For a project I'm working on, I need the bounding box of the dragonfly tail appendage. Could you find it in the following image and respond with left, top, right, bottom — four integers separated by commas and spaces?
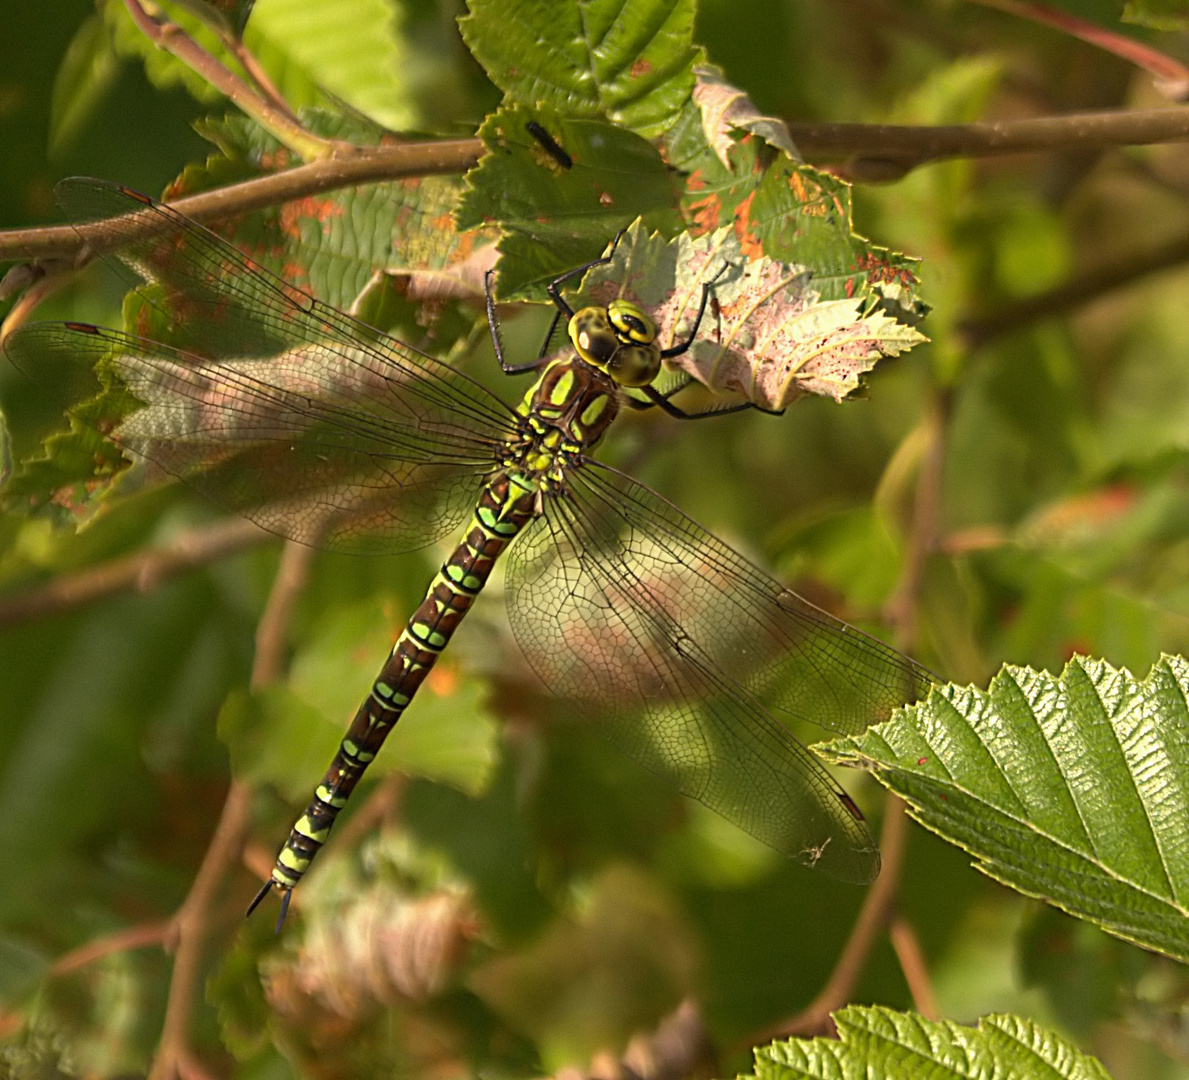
247, 473, 539, 927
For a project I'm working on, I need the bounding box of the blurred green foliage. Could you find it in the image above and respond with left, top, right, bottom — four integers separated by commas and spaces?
3, 1, 1189, 1078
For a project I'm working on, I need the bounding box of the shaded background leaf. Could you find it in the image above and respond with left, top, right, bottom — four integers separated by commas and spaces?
5, 0, 1189, 1077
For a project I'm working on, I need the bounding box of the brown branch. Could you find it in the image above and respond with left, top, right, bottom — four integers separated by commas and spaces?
958, 231, 1189, 348
149, 540, 316, 1080
888, 915, 939, 1019
0, 138, 483, 264
0, 517, 271, 631
123, 0, 333, 160
770, 796, 913, 1038
788, 105, 1189, 178
49, 920, 173, 977
884, 389, 950, 651
3, 104, 1189, 266
149, 780, 255, 1080
252, 540, 317, 689
323, 772, 406, 857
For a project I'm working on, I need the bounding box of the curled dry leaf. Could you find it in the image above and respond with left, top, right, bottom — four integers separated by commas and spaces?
692, 63, 801, 166
264, 887, 476, 1024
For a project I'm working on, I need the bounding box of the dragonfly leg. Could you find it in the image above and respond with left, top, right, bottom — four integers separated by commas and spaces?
488, 233, 631, 376
628, 384, 780, 420
544, 229, 628, 319
484, 268, 518, 373
658, 260, 731, 359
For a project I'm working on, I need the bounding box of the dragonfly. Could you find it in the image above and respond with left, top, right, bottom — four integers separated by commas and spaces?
4, 178, 935, 929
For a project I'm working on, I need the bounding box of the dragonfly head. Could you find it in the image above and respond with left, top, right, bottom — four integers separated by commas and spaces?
569, 300, 661, 388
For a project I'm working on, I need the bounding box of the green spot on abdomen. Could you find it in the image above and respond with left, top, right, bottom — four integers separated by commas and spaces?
316, 785, 348, 809
294, 814, 330, 843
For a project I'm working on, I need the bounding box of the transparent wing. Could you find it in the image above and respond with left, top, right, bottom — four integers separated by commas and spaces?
5, 179, 519, 554
8, 323, 509, 553
505, 460, 936, 881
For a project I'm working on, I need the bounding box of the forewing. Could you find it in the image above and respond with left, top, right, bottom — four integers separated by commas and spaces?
503, 460, 933, 881
5, 179, 519, 554
4, 321, 504, 554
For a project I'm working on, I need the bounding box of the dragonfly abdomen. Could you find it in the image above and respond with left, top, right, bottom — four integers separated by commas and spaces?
254, 472, 540, 910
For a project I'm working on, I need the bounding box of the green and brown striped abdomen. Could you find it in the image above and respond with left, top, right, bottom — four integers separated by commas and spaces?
258, 472, 540, 901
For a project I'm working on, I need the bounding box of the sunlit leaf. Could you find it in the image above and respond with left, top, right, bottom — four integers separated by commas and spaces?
828, 655, 1189, 962
1123, 0, 1189, 30
745, 1005, 1113, 1080
245, 0, 414, 131
691, 62, 799, 166
459, 0, 702, 138
48, 15, 121, 155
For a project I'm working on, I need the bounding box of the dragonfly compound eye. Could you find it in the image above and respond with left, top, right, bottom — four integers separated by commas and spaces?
569, 306, 620, 367
606, 343, 661, 387
607, 300, 656, 346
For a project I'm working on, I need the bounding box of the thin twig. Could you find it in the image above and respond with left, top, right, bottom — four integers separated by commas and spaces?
149, 540, 316, 1080
49, 920, 173, 977
252, 540, 317, 688
123, 0, 335, 160
756, 376, 947, 1041
0, 138, 483, 264
884, 389, 951, 650
0, 517, 271, 631
229, 36, 300, 119
967, 0, 1189, 99
4, 103, 1189, 264
150, 782, 255, 1080
324, 772, 406, 856
788, 104, 1189, 178
770, 796, 912, 1038
888, 915, 940, 1019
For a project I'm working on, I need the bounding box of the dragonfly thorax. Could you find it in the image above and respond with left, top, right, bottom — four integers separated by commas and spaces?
510, 355, 620, 480
568, 301, 662, 388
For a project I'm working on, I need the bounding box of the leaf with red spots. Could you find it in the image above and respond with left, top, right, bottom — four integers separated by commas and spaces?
576, 222, 926, 411
2, 112, 498, 521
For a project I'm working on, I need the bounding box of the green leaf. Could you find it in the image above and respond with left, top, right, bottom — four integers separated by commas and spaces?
177, 112, 493, 317
745, 1005, 1113, 1079
244, 0, 415, 131
104, 0, 229, 104
827, 655, 1189, 963
222, 596, 499, 799
457, 104, 679, 297
218, 684, 332, 802
459, 0, 703, 137
741, 156, 921, 305
48, 15, 121, 155
291, 596, 498, 796
1123, 0, 1189, 29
